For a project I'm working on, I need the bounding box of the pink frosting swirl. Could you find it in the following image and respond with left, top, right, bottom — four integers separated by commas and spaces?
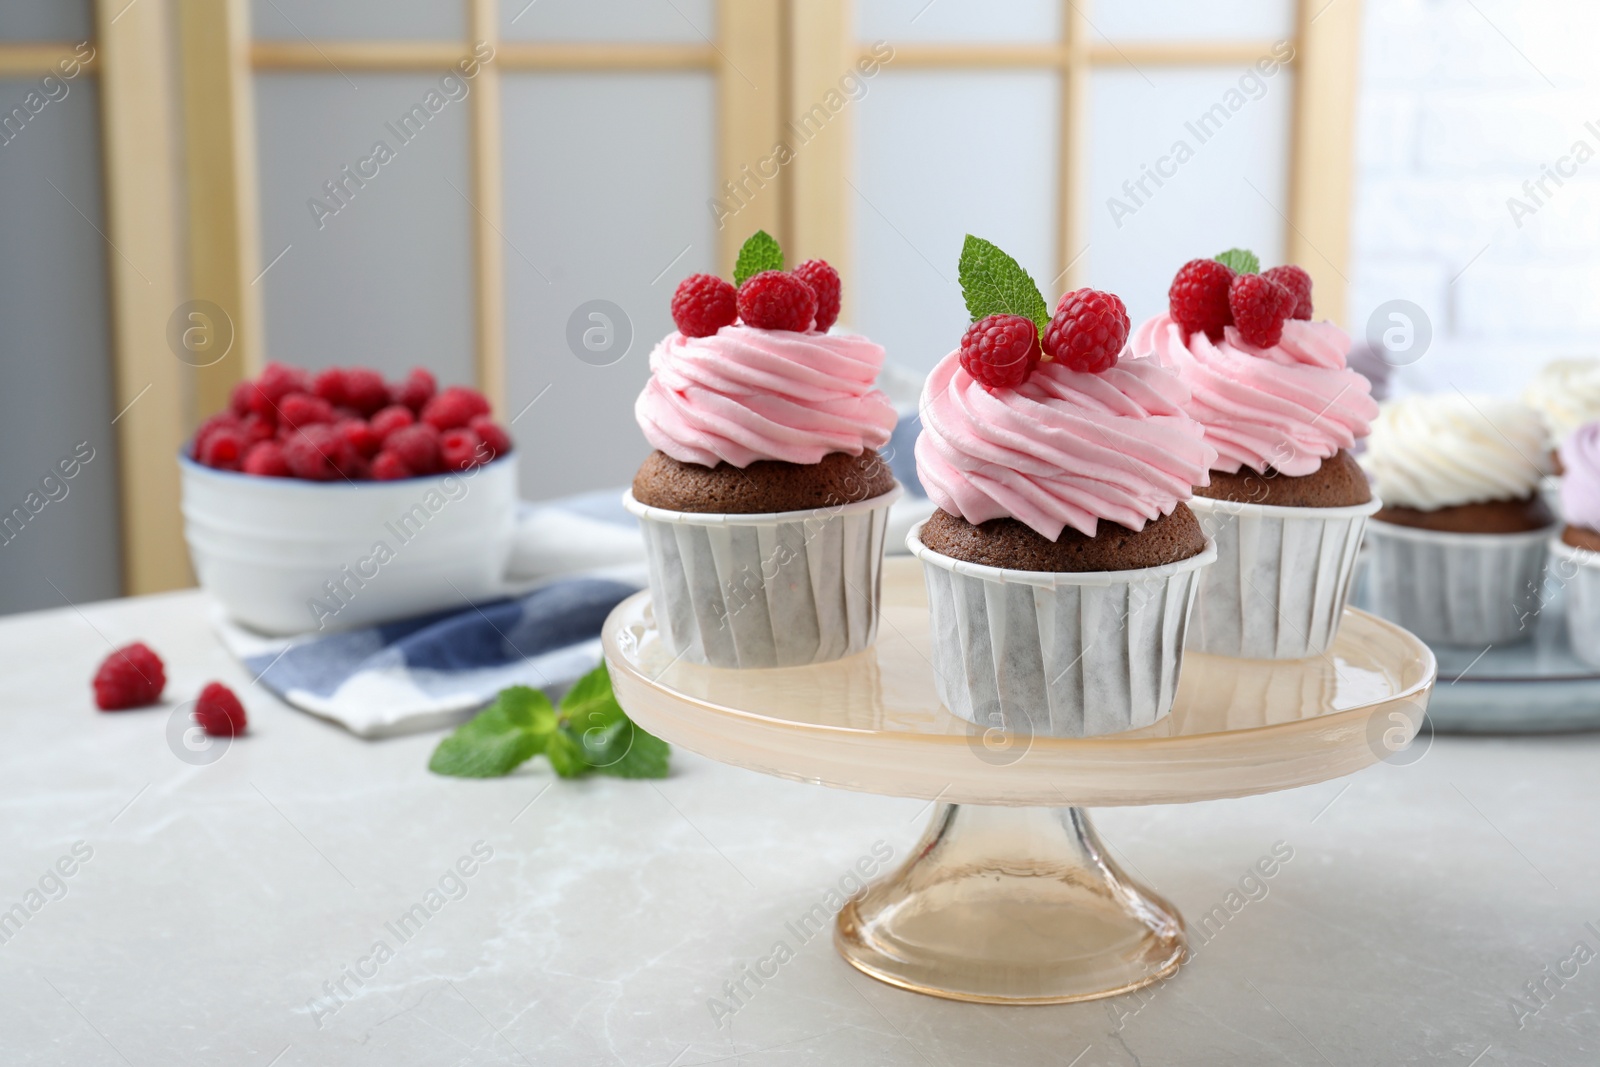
915, 351, 1217, 540
635, 326, 897, 467
1131, 314, 1377, 476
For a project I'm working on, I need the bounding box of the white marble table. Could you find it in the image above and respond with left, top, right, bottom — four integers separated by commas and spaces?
1, 590, 1596, 1066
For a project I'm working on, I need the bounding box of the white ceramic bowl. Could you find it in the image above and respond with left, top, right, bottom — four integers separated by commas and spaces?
180, 453, 518, 635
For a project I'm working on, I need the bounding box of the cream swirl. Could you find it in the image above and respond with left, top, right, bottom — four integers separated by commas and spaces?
1523, 358, 1600, 444
635, 326, 897, 467
1131, 314, 1377, 476
915, 351, 1216, 540
1559, 421, 1600, 532
1363, 394, 1551, 510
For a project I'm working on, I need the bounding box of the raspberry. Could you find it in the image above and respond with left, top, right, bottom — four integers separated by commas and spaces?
342, 368, 389, 414
192, 413, 238, 460
277, 392, 335, 429
959, 314, 1041, 390
394, 367, 437, 413
440, 428, 486, 471
243, 440, 290, 477
193, 681, 247, 737
1262, 264, 1313, 320
1229, 273, 1296, 348
1169, 258, 1235, 342
386, 424, 442, 475
312, 367, 346, 407
671, 273, 738, 338
370, 450, 413, 481
369, 404, 415, 441
1043, 289, 1129, 374
241, 412, 275, 444
469, 416, 511, 459
92, 642, 165, 710
282, 425, 350, 481
229, 380, 255, 416
256, 362, 310, 408
793, 260, 841, 332
339, 418, 382, 459
737, 270, 817, 332
422, 386, 491, 431
200, 426, 246, 469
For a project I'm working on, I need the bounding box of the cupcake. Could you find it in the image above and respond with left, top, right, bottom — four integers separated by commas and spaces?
1131, 250, 1380, 659
909, 236, 1217, 739
1524, 358, 1600, 454
1543, 421, 1600, 665
626, 231, 901, 668
1361, 394, 1555, 645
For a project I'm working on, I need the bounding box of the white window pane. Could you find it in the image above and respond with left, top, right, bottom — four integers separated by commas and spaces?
253, 73, 475, 387
854, 71, 1059, 376
1086, 65, 1293, 327
857, 0, 1058, 43
252, 0, 464, 40
0, 1, 91, 41
502, 73, 715, 501
502, 0, 713, 43
1092, 0, 1294, 43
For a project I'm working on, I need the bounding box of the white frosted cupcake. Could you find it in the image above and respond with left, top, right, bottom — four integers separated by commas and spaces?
1362, 394, 1556, 645
1524, 358, 1600, 451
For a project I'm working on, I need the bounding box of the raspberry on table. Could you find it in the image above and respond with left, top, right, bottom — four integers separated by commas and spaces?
394, 367, 437, 414
422, 386, 491, 431
93, 642, 166, 711
469, 416, 511, 459
440, 428, 486, 471
194, 682, 247, 737
959, 314, 1041, 390
737, 270, 817, 332
386, 424, 443, 475
277, 392, 336, 430
793, 260, 841, 332
1043, 289, 1129, 374
370, 451, 413, 481
671, 273, 739, 338
1229, 273, 1296, 348
1262, 264, 1313, 320
369, 404, 415, 441
243, 441, 291, 477
1168, 258, 1235, 342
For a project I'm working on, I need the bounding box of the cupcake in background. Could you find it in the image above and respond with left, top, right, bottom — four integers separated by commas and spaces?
1362, 394, 1555, 645
1131, 249, 1380, 659
910, 236, 1217, 739
627, 231, 901, 668
1524, 358, 1600, 458
1549, 421, 1600, 668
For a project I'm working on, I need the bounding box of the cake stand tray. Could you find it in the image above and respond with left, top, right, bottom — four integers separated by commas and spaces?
603, 557, 1436, 1005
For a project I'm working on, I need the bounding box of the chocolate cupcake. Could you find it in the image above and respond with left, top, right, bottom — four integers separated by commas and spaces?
1132, 250, 1381, 659
625, 232, 901, 668
1362, 394, 1555, 645
909, 236, 1217, 739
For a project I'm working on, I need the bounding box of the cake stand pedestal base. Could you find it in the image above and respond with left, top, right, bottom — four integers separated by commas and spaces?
835, 804, 1185, 1004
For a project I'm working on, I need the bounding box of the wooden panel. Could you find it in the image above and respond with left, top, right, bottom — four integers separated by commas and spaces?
865, 40, 1289, 68
469, 0, 506, 414
179, 0, 262, 415
1055, 0, 1088, 297
1287, 0, 1360, 325
787, 0, 852, 310
251, 40, 715, 70
0, 44, 100, 76
714, 0, 785, 273
1086, 40, 1291, 67
95, 0, 189, 594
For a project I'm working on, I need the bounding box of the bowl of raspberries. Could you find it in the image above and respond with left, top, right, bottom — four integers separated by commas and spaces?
180, 362, 520, 635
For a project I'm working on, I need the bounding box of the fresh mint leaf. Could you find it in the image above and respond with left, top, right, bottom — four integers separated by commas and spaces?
957, 235, 1049, 333
733, 230, 784, 287
1214, 248, 1259, 275
428, 689, 552, 778
559, 663, 671, 779
545, 729, 591, 779
592, 725, 671, 779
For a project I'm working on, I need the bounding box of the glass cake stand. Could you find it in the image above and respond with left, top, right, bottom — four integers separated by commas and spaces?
601, 558, 1437, 1005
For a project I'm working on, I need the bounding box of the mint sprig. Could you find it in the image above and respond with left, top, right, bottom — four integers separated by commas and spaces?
428, 664, 670, 780
733, 230, 784, 287
1214, 248, 1260, 275
957, 235, 1049, 333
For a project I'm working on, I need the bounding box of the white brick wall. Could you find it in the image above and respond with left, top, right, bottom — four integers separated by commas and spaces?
1351, 0, 1600, 397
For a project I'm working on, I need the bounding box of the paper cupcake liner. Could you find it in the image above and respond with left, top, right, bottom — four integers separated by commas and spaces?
907, 523, 1216, 739
1362, 519, 1555, 646
624, 487, 901, 668
1548, 539, 1600, 668
1186, 496, 1381, 660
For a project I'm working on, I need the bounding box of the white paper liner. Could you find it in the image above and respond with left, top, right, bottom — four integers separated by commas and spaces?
907, 523, 1217, 739
1186, 495, 1381, 660
1363, 519, 1555, 645
624, 487, 901, 668
1549, 539, 1600, 668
